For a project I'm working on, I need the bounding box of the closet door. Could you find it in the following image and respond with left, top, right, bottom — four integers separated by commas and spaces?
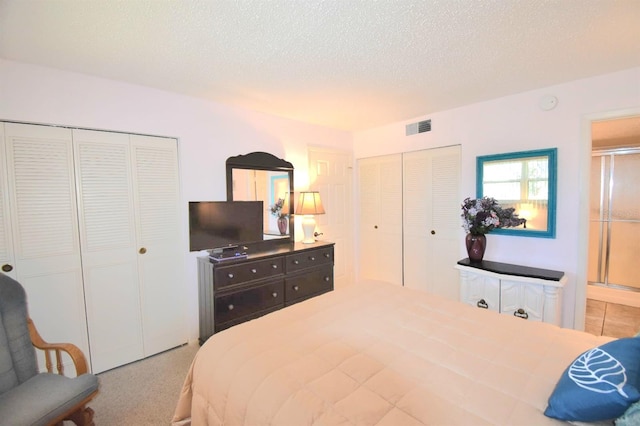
403, 146, 460, 300
357, 154, 403, 286
0, 124, 16, 280
73, 129, 143, 373
3, 123, 88, 362
131, 135, 186, 356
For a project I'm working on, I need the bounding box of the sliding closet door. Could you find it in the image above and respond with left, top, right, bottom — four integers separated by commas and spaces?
3, 123, 88, 364
358, 154, 403, 286
403, 146, 460, 300
73, 129, 143, 373
131, 135, 186, 356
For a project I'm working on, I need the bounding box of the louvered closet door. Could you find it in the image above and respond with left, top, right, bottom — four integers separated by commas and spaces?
403, 146, 460, 300
73, 129, 143, 373
357, 154, 403, 286
3, 123, 89, 364
130, 135, 186, 356
0, 125, 16, 280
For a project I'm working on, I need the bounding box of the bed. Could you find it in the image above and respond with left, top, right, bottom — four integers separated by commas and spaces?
172, 279, 639, 425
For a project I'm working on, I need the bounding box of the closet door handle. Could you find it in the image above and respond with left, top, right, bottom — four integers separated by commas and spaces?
139, 247, 147, 254
1, 264, 13, 272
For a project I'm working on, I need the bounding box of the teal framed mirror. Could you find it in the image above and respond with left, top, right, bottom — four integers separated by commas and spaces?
476, 148, 557, 238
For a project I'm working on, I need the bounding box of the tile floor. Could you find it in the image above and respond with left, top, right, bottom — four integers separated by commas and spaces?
585, 298, 640, 338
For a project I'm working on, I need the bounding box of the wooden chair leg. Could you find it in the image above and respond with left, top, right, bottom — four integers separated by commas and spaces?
65, 406, 95, 426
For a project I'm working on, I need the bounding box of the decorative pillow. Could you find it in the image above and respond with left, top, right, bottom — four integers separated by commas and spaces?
545, 337, 640, 422
616, 400, 640, 426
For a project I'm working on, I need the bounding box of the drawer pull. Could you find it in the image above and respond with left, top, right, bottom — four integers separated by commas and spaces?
272, 264, 278, 269
476, 299, 489, 309
514, 308, 529, 320
1, 264, 13, 272
309, 256, 315, 261
324, 276, 330, 282
251, 268, 257, 273
228, 304, 234, 311
272, 292, 278, 298
228, 273, 234, 279
293, 260, 299, 265
324, 253, 330, 258
293, 285, 299, 291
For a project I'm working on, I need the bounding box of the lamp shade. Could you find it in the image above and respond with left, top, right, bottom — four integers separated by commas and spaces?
295, 191, 325, 215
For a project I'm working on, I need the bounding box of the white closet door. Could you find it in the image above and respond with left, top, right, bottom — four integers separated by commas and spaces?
3, 123, 88, 364
130, 135, 186, 356
358, 154, 403, 286
403, 146, 460, 299
73, 129, 143, 373
0, 124, 16, 280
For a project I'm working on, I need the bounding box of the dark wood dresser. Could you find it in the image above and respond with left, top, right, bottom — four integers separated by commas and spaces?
197, 241, 334, 343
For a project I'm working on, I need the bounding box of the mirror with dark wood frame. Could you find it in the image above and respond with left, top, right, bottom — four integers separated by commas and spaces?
226, 152, 295, 245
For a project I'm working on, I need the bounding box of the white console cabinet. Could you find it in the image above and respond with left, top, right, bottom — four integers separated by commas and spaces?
455, 258, 567, 325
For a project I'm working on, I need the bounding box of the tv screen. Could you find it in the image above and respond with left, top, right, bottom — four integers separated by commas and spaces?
189, 201, 263, 251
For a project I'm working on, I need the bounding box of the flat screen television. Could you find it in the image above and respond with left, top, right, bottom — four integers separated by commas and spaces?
189, 201, 263, 251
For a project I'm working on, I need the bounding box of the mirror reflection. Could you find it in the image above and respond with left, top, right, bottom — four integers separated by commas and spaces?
231, 169, 290, 239
477, 148, 557, 238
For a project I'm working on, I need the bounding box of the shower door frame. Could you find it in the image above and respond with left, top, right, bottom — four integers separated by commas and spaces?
590, 147, 640, 292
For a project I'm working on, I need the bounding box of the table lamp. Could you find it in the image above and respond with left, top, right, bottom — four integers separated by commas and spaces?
295, 191, 325, 243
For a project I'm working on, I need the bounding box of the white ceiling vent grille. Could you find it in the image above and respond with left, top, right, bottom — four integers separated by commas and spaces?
405, 119, 431, 136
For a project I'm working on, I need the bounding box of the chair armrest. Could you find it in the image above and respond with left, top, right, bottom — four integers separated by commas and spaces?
27, 318, 89, 376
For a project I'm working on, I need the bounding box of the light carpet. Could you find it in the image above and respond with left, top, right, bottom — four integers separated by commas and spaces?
88, 342, 199, 425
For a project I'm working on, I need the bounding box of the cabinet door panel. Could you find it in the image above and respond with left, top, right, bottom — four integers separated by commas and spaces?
460, 272, 500, 311
500, 280, 543, 321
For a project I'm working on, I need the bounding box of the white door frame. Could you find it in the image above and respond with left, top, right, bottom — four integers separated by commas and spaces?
577, 106, 640, 329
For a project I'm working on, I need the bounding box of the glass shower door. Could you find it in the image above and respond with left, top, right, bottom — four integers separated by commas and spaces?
589, 150, 640, 291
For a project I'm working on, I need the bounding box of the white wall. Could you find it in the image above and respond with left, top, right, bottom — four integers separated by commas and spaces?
0, 59, 352, 342
353, 67, 640, 328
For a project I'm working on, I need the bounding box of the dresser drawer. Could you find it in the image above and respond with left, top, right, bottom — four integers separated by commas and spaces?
286, 247, 333, 273
285, 265, 333, 304
215, 280, 284, 327
214, 257, 284, 289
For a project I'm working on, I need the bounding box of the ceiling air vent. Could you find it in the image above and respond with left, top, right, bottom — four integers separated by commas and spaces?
405, 119, 431, 136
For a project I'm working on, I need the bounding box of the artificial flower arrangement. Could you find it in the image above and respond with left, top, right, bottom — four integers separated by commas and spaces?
270, 198, 288, 219
461, 196, 526, 235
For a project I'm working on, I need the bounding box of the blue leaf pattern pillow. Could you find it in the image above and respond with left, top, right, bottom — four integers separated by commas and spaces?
545, 337, 640, 421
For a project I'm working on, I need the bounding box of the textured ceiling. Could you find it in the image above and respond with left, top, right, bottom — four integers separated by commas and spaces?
1, 0, 639, 131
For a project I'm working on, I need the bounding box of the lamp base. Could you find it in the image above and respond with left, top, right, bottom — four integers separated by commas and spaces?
300, 215, 316, 244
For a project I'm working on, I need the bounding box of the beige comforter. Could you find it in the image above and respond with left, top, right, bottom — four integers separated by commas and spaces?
173, 279, 611, 425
